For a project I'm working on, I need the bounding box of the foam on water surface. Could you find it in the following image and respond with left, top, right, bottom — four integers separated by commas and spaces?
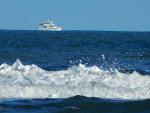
0, 59, 150, 100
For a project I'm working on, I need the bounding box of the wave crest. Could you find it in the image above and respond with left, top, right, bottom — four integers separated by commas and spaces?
0, 59, 150, 99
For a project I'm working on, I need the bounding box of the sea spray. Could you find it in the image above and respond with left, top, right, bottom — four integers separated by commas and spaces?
0, 59, 150, 99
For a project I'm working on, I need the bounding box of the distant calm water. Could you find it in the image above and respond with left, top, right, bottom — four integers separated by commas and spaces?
0, 30, 150, 113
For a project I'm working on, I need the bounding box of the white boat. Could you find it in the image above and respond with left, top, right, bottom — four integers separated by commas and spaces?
37, 20, 62, 31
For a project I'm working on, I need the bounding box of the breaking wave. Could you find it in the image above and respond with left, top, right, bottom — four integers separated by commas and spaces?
0, 59, 150, 100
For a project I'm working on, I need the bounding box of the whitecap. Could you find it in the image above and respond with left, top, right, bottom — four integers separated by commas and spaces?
0, 60, 150, 100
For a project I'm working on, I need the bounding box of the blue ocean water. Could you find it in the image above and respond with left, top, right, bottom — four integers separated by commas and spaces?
0, 30, 150, 112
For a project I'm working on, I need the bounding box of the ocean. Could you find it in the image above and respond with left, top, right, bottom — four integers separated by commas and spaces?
0, 30, 150, 113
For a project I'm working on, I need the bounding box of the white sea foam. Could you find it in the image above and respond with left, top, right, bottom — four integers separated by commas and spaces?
0, 59, 150, 100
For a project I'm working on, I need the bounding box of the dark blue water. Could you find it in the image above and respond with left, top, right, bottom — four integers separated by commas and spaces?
1, 96, 150, 113
0, 30, 150, 112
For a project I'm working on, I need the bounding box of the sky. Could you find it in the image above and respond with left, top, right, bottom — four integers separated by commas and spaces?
0, 0, 150, 31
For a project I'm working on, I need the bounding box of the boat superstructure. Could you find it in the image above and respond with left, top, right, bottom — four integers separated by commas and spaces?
37, 20, 62, 31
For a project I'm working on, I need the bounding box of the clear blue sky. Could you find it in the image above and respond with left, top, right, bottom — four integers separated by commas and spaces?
0, 0, 150, 31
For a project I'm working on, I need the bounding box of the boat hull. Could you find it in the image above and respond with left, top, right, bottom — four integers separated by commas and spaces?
37, 28, 62, 31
